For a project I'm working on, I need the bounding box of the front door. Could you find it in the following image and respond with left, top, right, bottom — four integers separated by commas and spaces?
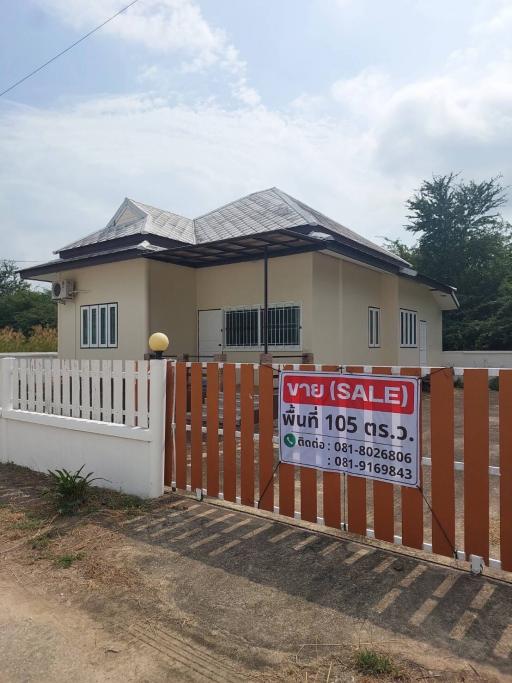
198, 309, 223, 360
419, 320, 428, 366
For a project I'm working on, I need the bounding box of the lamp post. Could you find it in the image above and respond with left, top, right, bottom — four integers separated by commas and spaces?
148, 332, 169, 359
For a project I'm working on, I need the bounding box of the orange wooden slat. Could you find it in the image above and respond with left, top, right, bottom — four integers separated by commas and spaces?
299, 364, 317, 523
372, 367, 395, 543
400, 367, 424, 550
345, 365, 366, 535
190, 362, 203, 491
258, 363, 275, 512
322, 364, 341, 529
174, 362, 187, 490
206, 363, 219, 498
430, 367, 455, 557
279, 363, 295, 519
222, 364, 237, 503
464, 369, 489, 564
164, 361, 174, 487
500, 370, 512, 571
240, 364, 255, 506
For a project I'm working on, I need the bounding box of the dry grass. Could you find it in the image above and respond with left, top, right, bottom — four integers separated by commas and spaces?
0, 325, 57, 352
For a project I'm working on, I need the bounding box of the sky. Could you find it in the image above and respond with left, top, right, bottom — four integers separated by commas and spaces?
1, 0, 512, 267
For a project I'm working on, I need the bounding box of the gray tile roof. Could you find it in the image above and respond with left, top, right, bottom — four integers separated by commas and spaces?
56, 188, 406, 265
58, 198, 194, 252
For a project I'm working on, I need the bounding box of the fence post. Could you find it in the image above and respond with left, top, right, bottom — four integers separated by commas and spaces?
0, 357, 14, 412
0, 358, 14, 463
148, 359, 167, 497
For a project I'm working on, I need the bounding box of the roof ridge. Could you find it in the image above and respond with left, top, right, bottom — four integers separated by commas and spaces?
129, 198, 191, 219
269, 187, 318, 225
192, 187, 275, 222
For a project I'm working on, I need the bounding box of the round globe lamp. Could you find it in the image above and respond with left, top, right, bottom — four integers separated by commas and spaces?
148, 332, 169, 359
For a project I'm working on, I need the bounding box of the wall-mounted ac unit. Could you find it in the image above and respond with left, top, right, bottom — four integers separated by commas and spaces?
51, 280, 75, 301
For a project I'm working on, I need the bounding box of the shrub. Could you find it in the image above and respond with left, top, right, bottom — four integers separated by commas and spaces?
55, 553, 82, 568
0, 325, 57, 352
354, 648, 394, 676
489, 376, 500, 392
46, 466, 100, 515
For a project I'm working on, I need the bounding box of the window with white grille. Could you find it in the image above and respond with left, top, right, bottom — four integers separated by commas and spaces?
368, 307, 380, 347
400, 309, 417, 347
81, 303, 118, 349
224, 308, 259, 348
224, 303, 301, 349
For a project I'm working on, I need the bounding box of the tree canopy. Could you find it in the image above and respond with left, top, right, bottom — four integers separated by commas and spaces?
386, 174, 512, 350
0, 260, 57, 335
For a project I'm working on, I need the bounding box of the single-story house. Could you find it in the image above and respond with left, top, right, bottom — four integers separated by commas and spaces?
20, 187, 458, 365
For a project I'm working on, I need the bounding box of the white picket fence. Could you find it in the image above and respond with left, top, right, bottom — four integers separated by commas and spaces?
0, 358, 166, 498
13, 359, 150, 427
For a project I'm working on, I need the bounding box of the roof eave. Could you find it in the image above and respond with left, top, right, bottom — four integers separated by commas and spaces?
18, 248, 146, 280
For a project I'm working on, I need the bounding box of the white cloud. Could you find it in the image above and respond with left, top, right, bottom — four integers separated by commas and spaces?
35, 0, 260, 105
3, 0, 512, 267
0, 95, 400, 262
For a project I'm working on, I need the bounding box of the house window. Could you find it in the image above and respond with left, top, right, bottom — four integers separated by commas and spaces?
108, 303, 118, 347
224, 303, 301, 349
224, 308, 259, 347
368, 307, 380, 347
400, 309, 417, 347
262, 305, 301, 347
81, 303, 118, 349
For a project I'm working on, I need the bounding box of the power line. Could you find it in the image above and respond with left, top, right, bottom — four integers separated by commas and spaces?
0, 0, 142, 99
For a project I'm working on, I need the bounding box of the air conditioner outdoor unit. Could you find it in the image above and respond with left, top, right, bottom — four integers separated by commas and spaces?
51, 280, 75, 301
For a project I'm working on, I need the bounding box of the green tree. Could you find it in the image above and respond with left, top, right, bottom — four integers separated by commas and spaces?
0, 260, 29, 295
0, 260, 57, 335
387, 174, 512, 349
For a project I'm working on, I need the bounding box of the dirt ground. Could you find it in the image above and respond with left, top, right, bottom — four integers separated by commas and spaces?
1, 463, 510, 682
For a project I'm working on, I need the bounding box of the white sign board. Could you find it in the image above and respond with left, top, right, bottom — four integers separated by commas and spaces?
278, 371, 421, 488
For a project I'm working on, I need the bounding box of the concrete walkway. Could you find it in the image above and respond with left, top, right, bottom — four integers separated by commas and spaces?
118, 495, 512, 677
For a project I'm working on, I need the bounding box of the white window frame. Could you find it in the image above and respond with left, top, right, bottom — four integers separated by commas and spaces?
223, 302, 302, 351
368, 307, 380, 348
400, 308, 417, 348
81, 302, 118, 349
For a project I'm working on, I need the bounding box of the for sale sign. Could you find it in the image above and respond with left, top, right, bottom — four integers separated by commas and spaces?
278, 371, 421, 488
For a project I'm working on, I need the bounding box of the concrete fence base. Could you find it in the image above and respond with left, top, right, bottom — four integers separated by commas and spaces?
0, 358, 167, 498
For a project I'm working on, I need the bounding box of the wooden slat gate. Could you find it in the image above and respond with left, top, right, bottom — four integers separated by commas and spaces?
165, 361, 512, 574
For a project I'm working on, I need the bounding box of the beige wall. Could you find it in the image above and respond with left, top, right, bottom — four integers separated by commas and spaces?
310, 253, 442, 366
44, 252, 444, 365
338, 258, 399, 366
398, 278, 443, 366
311, 252, 342, 364
55, 259, 149, 360
148, 260, 197, 358
196, 252, 314, 362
